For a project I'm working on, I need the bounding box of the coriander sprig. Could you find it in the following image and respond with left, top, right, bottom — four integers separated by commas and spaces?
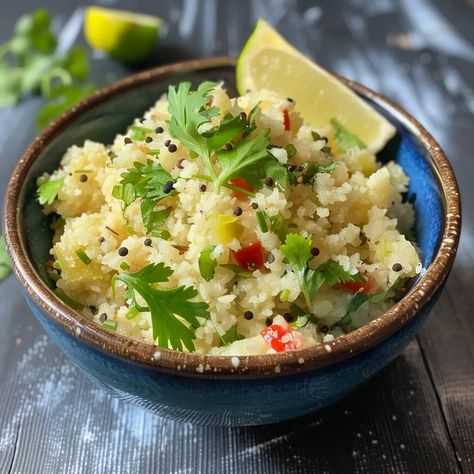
167, 82, 287, 193
112, 160, 176, 232
114, 263, 210, 351
280, 233, 364, 309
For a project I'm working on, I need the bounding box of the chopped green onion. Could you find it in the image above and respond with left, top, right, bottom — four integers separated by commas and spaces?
54, 288, 83, 310
74, 169, 93, 173
147, 149, 160, 156
75, 249, 91, 264
53, 260, 61, 270
102, 320, 118, 331
125, 307, 140, 320
189, 150, 198, 158
285, 144, 297, 157
120, 261, 130, 271
256, 211, 268, 233
108, 151, 117, 161
279, 289, 291, 302
269, 213, 287, 242
311, 131, 321, 141
198, 245, 218, 281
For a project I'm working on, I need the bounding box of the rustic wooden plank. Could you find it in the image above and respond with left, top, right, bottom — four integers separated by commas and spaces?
0, 335, 461, 473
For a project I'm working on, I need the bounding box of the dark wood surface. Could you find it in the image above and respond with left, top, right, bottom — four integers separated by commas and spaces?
0, 1, 473, 473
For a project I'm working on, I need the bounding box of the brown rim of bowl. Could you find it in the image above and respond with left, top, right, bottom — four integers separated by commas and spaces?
3, 56, 461, 379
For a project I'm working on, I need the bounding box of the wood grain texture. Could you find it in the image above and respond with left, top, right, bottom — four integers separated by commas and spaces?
0, 0, 473, 472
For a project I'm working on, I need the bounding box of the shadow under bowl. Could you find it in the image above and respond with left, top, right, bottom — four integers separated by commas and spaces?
3, 57, 461, 426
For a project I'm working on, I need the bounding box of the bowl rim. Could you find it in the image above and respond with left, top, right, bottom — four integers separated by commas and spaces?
3, 56, 461, 379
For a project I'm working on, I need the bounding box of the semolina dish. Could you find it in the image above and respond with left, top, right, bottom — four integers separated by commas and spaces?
38, 82, 421, 356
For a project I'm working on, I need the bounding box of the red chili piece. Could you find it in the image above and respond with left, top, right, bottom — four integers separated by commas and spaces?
283, 108, 290, 131
234, 241, 265, 272
260, 323, 300, 352
228, 177, 254, 200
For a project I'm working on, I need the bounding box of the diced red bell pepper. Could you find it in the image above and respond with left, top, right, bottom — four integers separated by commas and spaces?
283, 108, 290, 131
335, 275, 377, 295
234, 241, 264, 272
228, 177, 254, 200
260, 322, 302, 352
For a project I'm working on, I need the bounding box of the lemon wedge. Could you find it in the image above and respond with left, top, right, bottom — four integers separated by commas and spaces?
84, 6, 162, 63
237, 19, 396, 152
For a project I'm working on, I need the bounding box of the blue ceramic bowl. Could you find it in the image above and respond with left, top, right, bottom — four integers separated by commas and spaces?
3, 58, 461, 426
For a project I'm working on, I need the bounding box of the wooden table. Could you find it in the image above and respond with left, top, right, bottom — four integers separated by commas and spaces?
0, 1, 473, 472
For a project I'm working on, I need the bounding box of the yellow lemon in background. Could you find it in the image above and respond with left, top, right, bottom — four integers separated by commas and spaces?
237, 19, 395, 153
84, 6, 162, 64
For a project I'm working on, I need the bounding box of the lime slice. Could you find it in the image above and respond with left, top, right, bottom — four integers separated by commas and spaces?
237, 19, 396, 152
84, 6, 162, 63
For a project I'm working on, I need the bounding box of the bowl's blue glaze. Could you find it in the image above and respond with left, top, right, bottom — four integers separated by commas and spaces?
9, 62, 456, 426
26, 289, 441, 425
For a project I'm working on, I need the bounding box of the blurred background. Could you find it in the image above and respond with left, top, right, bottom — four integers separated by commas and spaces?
0, 1, 473, 473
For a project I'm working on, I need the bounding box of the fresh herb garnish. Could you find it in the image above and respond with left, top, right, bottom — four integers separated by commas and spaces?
129, 125, 154, 141
102, 319, 118, 331
288, 162, 337, 186
37, 177, 64, 205
36, 83, 95, 129
218, 324, 244, 346
114, 263, 210, 351
112, 160, 176, 232
167, 82, 287, 192
0, 235, 12, 282
330, 118, 366, 151
220, 263, 255, 279
256, 210, 268, 233
198, 245, 218, 281
0, 8, 95, 127
280, 234, 364, 309
332, 288, 389, 330
269, 213, 287, 242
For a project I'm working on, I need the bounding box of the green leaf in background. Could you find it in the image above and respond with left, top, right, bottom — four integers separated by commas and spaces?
0, 8, 95, 129
0, 235, 12, 282
36, 83, 96, 129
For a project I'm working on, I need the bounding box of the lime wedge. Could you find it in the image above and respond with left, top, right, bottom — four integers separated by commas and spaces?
237, 19, 396, 152
84, 6, 162, 63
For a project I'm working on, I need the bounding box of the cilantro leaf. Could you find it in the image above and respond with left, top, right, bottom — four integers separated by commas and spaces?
36, 177, 64, 205
167, 81, 221, 180
331, 118, 366, 151
198, 245, 218, 281
218, 324, 244, 346
280, 234, 363, 309
220, 264, 255, 279
0, 235, 12, 282
112, 160, 176, 232
114, 263, 210, 351
315, 260, 365, 286
36, 83, 96, 129
215, 131, 287, 191
167, 82, 287, 192
332, 287, 390, 329
288, 162, 337, 186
